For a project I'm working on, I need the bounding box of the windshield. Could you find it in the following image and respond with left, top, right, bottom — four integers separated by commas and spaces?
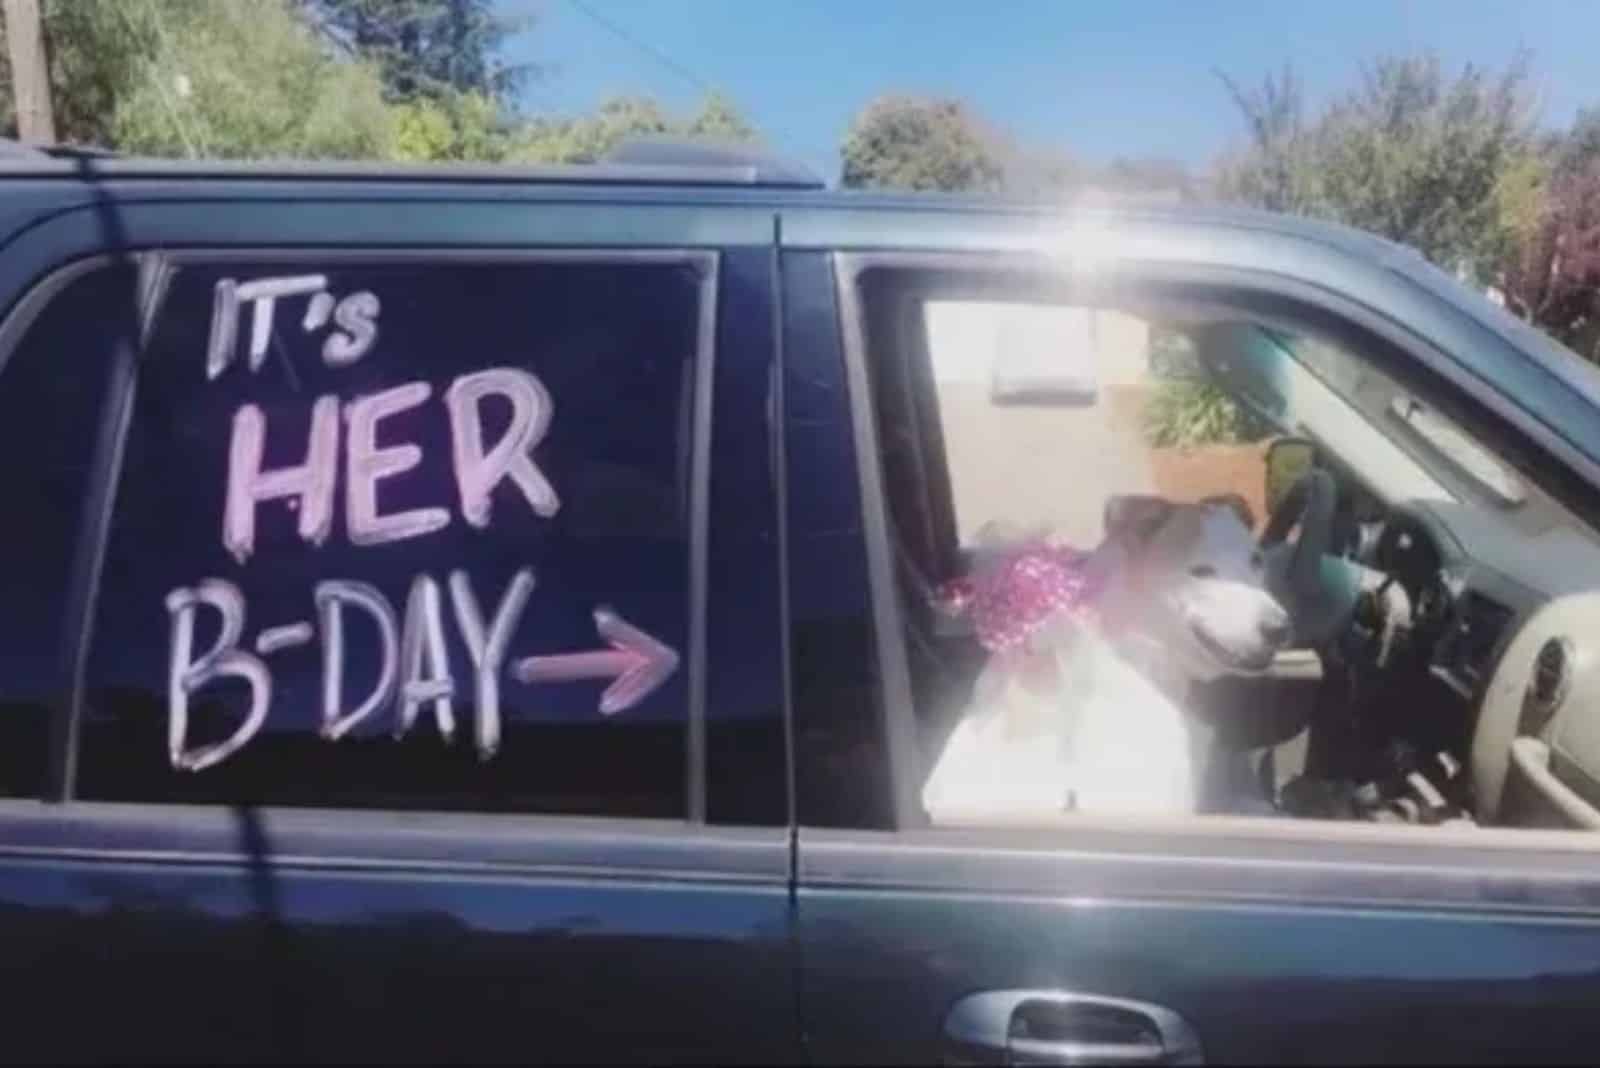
1386, 395, 1525, 507
1189, 321, 1466, 508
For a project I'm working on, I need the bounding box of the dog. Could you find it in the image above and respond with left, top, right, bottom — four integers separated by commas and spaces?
920, 493, 1292, 822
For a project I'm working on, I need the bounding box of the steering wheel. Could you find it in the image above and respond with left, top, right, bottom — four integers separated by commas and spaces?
1260, 468, 1353, 646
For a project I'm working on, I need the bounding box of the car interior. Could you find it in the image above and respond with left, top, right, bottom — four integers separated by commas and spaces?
868, 280, 1600, 834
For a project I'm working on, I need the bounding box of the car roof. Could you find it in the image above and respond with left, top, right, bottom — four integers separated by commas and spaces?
0, 138, 1411, 264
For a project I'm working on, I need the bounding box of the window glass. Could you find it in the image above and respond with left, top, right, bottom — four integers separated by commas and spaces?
855, 268, 1589, 836
80, 259, 704, 816
0, 266, 135, 798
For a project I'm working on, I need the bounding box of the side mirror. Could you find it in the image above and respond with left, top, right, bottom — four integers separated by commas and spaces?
1265, 438, 1316, 517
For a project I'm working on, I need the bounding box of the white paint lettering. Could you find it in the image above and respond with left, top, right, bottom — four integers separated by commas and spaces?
206, 279, 240, 381
206, 275, 329, 379
448, 568, 535, 760
323, 291, 380, 367
165, 579, 271, 772
446, 368, 560, 528
396, 574, 456, 740
238, 275, 329, 372
255, 622, 314, 655
223, 395, 341, 564
303, 291, 335, 333
315, 579, 400, 741
345, 382, 450, 547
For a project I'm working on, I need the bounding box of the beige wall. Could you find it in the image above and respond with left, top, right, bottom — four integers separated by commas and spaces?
926, 304, 1156, 548
935, 381, 1156, 548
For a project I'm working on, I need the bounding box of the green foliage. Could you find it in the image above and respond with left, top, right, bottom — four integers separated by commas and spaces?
840, 94, 1190, 199
507, 92, 759, 165
391, 89, 506, 161
1213, 65, 1319, 214
108, 0, 394, 160
686, 90, 757, 142
1143, 378, 1270, 449
1147, 324, 1203, 378
297, 0, 530, 105
0, 0, 161, 146
1216, 53, 1536, 280
840, 95, 1005, 193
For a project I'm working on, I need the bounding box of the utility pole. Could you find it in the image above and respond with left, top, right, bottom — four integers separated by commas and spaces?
3, 0, 56, 144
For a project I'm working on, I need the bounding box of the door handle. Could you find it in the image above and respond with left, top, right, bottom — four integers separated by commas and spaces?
944, 989, 1203, 1065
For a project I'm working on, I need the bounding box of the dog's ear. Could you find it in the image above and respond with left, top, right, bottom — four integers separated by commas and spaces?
1201, 492, 1256, 531
1104, 495, 1176, 549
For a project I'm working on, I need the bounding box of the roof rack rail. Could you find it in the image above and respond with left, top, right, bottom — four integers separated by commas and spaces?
603, 137, 824, 189
0, 136, 821, 189
0, 137, 118, 161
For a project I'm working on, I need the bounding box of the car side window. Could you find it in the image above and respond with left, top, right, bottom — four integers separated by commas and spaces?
0, 265, 137, 799
833, 260, 1567, 835
80, 257, 706, 818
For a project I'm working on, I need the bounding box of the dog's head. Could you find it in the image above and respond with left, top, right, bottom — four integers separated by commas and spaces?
1099, 494, 1291, 679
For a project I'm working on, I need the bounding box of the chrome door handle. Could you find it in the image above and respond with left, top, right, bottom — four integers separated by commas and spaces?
944, 989, 1203, 1065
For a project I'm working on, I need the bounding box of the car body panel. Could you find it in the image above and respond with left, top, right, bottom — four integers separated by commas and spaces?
0, 186, 798, 1064
782, 236, 1600, 1064
5, 168, 1600, 1062
0, 802, 794, 1062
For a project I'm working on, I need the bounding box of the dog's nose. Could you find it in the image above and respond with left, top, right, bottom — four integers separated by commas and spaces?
1259, 616, 1291, 646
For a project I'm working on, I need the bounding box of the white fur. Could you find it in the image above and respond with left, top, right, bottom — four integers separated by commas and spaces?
921, 499, 1290, 823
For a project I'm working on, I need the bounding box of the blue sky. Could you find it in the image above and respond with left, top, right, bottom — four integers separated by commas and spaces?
500, 0, 1598, 182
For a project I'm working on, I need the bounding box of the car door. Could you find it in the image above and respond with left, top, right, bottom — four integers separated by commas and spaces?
781, 232, 1600, 1066
0, 189, 797, 1063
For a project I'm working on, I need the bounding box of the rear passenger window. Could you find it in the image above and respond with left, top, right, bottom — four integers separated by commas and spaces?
80, 258, 707, 817
0, 265, 136, 798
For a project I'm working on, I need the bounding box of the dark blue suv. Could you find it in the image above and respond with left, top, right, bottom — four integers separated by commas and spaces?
3, 140, 1600, 1064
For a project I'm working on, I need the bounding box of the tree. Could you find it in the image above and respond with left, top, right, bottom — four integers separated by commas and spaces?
109, 0, 394, 160
839, 94, 1190, 200
0, 0, 161, 146
840, 95, 1005, 193
1213, 64, 1317, 214
687, 90, 756, 142
1495, 109, 1600, 360
508, 93, 758, 165
1216, 53, 1536, 279
1499, 160, 1600, 358
297, 0, 529, 105
392, 89, 505, 161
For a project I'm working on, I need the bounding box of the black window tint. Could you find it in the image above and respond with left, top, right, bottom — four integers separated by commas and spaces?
81, 259, 705, 816
0, 266, 133, 798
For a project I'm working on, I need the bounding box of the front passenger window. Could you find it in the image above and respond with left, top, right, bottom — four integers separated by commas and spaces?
849, 267, 1527, 835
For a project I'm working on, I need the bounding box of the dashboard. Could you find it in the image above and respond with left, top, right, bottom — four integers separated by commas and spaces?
1357, 491, 1600, 798
1373, 503, 1550, 701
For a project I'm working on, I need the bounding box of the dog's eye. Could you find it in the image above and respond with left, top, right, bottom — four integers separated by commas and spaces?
1188, 564, 1217, 579
1251, 551, 1265, 570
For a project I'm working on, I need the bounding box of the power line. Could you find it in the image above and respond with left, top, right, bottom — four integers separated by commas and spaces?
563, 0, 715, 94
559, 0, 825, 173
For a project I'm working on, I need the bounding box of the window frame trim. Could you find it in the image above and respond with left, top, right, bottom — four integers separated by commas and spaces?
833, 248, 1600, 837
34, 246, 720, 824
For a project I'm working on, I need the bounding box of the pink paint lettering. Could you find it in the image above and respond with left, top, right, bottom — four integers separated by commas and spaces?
447, 368, 560, 528
223, 395, 340, 564
344, 382, 451, 548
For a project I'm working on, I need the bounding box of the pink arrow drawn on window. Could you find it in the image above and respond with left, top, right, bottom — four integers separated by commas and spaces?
512, 607, 680, 716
